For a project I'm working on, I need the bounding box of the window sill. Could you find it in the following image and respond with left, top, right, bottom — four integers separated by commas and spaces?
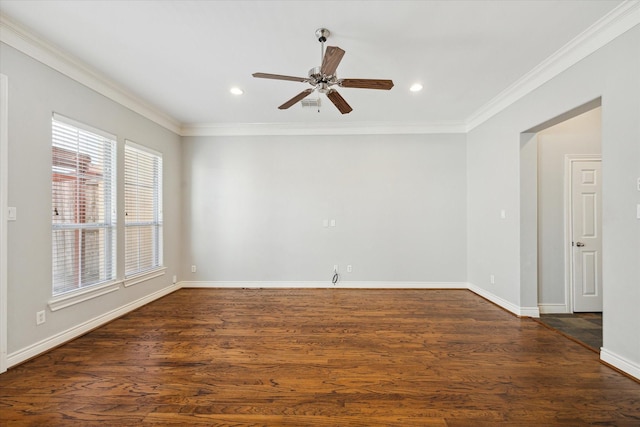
124, 267, 166, 288
48, 280, 122, 312
48, 268, 168, 311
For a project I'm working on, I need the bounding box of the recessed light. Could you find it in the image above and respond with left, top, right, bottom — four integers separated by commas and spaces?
230, 87, 244, 95
410, 83, 423, 92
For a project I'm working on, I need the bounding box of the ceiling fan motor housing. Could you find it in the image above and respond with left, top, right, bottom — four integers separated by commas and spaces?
308, 66, 339, 89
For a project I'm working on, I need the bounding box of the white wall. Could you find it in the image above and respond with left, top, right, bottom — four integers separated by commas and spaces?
468, 26, 640, 377
537, 107, 601, 308
0, 43, 182, 361
182, 133, 467, 285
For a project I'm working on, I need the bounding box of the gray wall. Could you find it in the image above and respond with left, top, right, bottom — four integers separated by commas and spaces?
537, 107, 601, 308
2, 22, 638, 379
1, 43, 182, 354
182, 133, 467, 284
468, 26, 639, 371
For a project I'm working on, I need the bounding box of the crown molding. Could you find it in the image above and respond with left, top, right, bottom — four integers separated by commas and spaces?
465, 0, 640, 132
181, 120, 467, 137
182, 0, 640, 136
0, 16, 464, 138
0, 14, 182, 135
2, 1, 638, 138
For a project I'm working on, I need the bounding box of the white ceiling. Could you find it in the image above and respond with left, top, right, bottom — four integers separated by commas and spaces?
0, 0, 625, 130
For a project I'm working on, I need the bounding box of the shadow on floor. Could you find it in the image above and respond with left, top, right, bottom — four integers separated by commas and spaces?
537, 312, 602, 352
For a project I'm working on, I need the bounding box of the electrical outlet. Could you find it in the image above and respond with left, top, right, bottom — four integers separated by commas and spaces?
347, 265, 352, 273
333, 265, 338, 272
36, 310, 46, 325
172, 275, 177, 284
191, 265, 197, 273
490, 274, 495, 284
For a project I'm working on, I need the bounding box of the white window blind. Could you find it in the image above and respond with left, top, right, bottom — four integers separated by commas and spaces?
124, 141, 163, 277
52, 115, 116, 296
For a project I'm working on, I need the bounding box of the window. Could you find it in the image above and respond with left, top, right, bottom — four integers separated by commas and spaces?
124, 141, 163, 277
52, 115, 116, 296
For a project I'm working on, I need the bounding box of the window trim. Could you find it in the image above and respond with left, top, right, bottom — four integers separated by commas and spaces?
52, 113, 116, 141
123, 266, 166, 288
48, 279, 121, 312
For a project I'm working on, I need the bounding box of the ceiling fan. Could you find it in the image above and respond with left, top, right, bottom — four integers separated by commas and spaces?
253, 28, 394, 114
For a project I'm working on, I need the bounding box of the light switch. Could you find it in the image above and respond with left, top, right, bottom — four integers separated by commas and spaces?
500, 209, 506, 219
322, 219, 329, 227
330, 219, 336, 227
8, 207, 16, 221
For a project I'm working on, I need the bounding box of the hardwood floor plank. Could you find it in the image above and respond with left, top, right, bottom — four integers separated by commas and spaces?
1, 288, 639, 426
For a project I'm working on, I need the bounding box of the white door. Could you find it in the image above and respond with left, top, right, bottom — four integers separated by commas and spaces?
571, 159, 602, 312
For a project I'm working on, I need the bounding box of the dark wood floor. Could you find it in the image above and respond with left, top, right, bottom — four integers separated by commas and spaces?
1, 289, 639, 426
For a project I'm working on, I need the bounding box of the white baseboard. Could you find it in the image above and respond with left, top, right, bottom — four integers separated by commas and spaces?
181, 281, 468, 289
467, 283, 540, 318
600, 348, 640, 381
538, 303, 570, 314
519, 306, 541, 318
7, 283, 181, 368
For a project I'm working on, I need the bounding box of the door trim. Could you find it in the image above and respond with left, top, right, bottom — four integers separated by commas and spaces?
0, 73, 8, 373
564, 154, 601, 314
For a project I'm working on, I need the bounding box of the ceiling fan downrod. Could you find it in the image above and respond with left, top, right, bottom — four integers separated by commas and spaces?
316, 28, 330, 65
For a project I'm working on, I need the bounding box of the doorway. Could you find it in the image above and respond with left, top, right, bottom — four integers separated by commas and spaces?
520, 99, 603, 350
534, 104, 602, 314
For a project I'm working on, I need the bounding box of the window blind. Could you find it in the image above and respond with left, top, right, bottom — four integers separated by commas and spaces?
124, 141, 163, 277
52, 116, 116, 296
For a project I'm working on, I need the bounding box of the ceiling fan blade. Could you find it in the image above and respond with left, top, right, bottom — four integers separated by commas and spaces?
340, 79, 394, 90
278, 89, 314, 110
321, 46, 345, 76
253, 72, 309, 83
326, 89, 352, 114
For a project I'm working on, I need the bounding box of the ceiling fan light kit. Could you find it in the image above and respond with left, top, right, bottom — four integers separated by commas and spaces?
253, 28, 394, 114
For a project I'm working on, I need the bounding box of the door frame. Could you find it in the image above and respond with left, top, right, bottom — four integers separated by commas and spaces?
564, 154, 602, 314
0, 73, 8, 373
